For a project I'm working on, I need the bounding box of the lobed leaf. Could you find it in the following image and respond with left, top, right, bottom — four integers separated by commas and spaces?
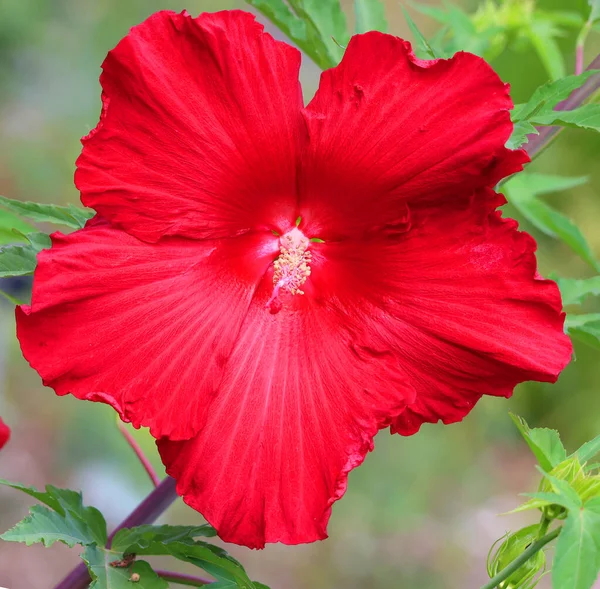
531, 104, 600, 132
510, 413, 567, 472
354, 0, 387, 33
114, 525, 256, 588
0, 480, 107, 548
552, 497, 600, 589
576, 435, 600, 465
566, 314, 600, 350
83, 546, 168, 589
0, 194, 93, 228
503, 173, 599, 272
557, 277, 600, 306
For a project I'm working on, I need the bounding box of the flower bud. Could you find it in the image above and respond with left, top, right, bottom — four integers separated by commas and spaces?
487, 525, 546, 589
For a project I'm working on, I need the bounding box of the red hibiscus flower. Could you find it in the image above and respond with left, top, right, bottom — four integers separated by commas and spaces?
16, 10, 571, 548
0, 418, 10, 449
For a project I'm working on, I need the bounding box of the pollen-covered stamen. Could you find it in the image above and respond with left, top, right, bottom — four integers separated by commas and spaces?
269, 228, 312, 303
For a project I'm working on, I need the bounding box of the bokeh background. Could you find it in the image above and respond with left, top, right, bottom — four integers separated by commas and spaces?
0, 0, 599, 587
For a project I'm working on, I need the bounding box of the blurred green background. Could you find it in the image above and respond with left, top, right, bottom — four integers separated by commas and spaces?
0, 0, 599, 587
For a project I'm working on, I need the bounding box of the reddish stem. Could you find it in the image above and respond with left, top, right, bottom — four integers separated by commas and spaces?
155, 570, 213, 586
576, 44, 585, 76
118, 422, 161, 487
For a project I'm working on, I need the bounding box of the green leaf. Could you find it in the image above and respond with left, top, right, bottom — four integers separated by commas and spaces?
0, 195, 93, 229
511, 414, 567, 472
566, 314, 600, 350
244, 0, 332, 69
0, 244, 39, 277
111, 524, 217, 551
527, 20, 566, 81
0, 209, 36, 245
531, 104, 600, 131
552, 497, 600, 589
287, 0, 349, 64
0, 480, 107, 547
507, 120, 538, 149
83, 546, 168, 589
402, 8, 438, 59
1, 504, 100, 548
114, 526, 256, 588
556, 277, 600, 306
539, 469, 583, 510
589, 0, 600, 24
514, 70, 599, 123
504, 173, 600, 271
576, 435, 600, 464
354, 0, 387, 33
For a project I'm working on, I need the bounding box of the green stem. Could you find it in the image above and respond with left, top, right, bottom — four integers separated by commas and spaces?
480, 527, 561, 589
537, 515, 551, 539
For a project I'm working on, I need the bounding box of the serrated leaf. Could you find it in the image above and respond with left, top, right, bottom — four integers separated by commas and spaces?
0, 480, 107, 546
576, 435, 600, 464
114, 526, 255, 588
111, 524, 217, 551
511, 414, 567, 472
0, 195, 93, 229
244, 0, 332, 69
1, 504, 100, 548
552, 497, 600, 589
531, 104, 600, 131
566, 314, 600, 350
0, 209, 36, 245
504, 173, 600, 271
0, 243, 39, 277
514, 70, 599, 122
557, 277, 600, 306
507, 120, 538, 149
354, 0, 387, 33
83, 546, 168, 589
402, 7, 438, 59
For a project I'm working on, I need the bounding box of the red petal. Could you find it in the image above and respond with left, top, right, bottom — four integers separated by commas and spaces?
158, 283, 415, 548
76, 10, 303, 242
0, 418, 10, 449
310, 190, 571, 435
300, 33, 528, 239
16, 224, 278, 440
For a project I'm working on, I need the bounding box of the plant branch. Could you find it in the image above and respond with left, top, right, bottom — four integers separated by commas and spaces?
53, 477, 179, 589
155, 570, 213, 587
480, 527, 561, 589
118, 419, 160, 487
525, 53, 600, 158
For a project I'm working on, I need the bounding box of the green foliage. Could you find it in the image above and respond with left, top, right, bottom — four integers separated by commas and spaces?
402, 8, 439, 59
552, 497, 600, 589
354, 0, 387, 33
244, 0, 348, 69
557, 277, 600, 306
0, 480, 107, 547
0, 209, 35, 245
530, 104, 600, 131
489, 418, 600, 589
0, 194, 93, 229
113, 525, 259, 588
510, 414, 566, 473
83, 546, 168, 589
503, 172, 598, 271
565, 314, 600, 350
414, 0, 583, 75
0, 481, 268, 589
509, 70, 600, 149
